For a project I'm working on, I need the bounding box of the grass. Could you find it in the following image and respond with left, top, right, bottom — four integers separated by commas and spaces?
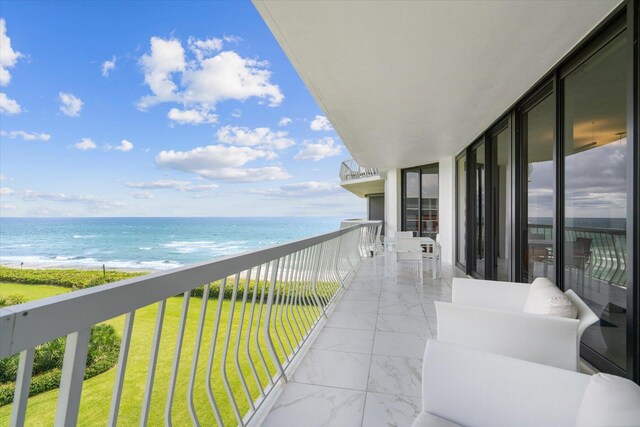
0, 277, 332, 426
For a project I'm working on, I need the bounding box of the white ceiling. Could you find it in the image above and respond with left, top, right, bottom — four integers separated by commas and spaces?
253, 0, 622, 169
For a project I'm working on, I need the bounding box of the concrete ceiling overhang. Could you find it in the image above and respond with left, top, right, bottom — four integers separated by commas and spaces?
253, 0, 622, 169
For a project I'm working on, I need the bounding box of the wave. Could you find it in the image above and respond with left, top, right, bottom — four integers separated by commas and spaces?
162, 240, 250, 254
73, 235, 98, 239
0, 255, 182, 271
138, 247, 153, 251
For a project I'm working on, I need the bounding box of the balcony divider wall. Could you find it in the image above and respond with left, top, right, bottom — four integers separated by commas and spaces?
453, 0, 639, 382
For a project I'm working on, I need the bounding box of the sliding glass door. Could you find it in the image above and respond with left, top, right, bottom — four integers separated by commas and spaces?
562, 28, 628, 371
402, 164, 439, 239
520, 87, 555, 283
490, 123, 512, 281
469, 142, 486, 278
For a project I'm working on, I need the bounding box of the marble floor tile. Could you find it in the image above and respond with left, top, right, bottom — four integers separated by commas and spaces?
334, 299, 379, 314
292, 349, 371, 391
261, 382, 366, 427
372, 331, 427, 358
311, 327, 375, 354
376, 314, 430, 336
342, 289, 381, 301
368, 355, 423, 397
377, 300, 425, 318
326, 311, 377, 330
362, 392, 422, 427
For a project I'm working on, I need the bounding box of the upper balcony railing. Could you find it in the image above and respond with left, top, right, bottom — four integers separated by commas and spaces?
339, 159, 380, 182
0, 221, 381, 427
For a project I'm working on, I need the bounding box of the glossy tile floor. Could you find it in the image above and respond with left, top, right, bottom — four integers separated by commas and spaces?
260, 256, 467, 427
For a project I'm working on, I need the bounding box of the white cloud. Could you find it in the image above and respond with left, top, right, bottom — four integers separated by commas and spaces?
231, 109, 241, 118
18, 190, 125, 210
0, 174, 6, 181
75, 138, 96, 151
278, 117, 292, 127
123, 180, 218, 192
295, 137, 342, 161
1, 130, 51, 141
188, 36, 223, 62
106, 139, 134, 152
0, 19, 22, 87
0, 187, 15, 196
59, 92, 83, 117
156, 144, 290, 182
130, 191, 154, 199
137, 36, 283, 115
137, 37, 187, 109
167, 107, 218, 125
216, 125, 294, 150
0, 92, 21, 115
223, 35, 243, 44
124, 179, 190, 189
102, 56, 116, 77
0, 203, 14, 210
252, 181, 342, 198
310, 115, 333, 131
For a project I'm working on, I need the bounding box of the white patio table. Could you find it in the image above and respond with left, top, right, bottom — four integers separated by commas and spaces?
384, 236, 440, 279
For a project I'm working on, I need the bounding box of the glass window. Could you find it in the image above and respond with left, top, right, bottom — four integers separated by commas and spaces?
402, 164, 439, 239
491, 127, 511, 281
456, 155, 466, 267
563, 32, 627, 370
522, 93, 555, 283
471, 142, 486, 278
403, 169, 420, 235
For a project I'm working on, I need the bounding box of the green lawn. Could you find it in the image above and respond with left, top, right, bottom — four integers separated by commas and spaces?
0, 281, 324, 426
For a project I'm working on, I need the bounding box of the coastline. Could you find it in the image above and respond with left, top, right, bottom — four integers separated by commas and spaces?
0, 261, 154, 273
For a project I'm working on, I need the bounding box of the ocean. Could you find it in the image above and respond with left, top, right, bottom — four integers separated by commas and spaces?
0, 217, 343, 271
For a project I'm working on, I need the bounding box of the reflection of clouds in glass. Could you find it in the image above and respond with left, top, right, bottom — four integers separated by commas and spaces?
406, 172, 419, 198
421, 175, 438, 198
528, 160, 554, 217
565, 139, 626, 218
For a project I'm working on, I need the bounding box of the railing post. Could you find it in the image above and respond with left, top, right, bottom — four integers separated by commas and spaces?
264, 259, 287, 383
55, 328, 91, 427
10, 348, 35, 427
311, 243, 328, 318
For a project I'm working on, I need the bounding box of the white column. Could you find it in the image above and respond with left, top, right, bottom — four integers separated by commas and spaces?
384, 168, 401, 238
438, 156, 455, 264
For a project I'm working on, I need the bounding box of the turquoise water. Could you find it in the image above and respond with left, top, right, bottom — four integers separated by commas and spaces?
0, 217, 342, 270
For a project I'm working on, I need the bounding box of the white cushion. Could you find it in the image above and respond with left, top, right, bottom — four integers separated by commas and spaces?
523, 277, 577, 318
576, 373, 640, 427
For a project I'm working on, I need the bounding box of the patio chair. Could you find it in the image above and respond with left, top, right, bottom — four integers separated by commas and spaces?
434, 277, 598, 371
412, 340, 640, 427
567, 237, 593, 288
396, 236, 423, 284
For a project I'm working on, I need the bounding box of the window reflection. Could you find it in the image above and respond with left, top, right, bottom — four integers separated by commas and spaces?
563, 33, 627, 369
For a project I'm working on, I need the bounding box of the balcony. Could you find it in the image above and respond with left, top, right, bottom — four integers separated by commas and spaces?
1, 222, 393, 426
339, 159, 385, 198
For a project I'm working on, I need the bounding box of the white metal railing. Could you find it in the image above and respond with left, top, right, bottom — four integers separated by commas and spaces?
339, 159, 380, 182
341, 219, 383, 257
0, 221, 381, 427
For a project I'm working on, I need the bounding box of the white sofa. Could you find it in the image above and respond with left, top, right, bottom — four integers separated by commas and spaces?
412, 340, 640, 427
435, 278, 598, 371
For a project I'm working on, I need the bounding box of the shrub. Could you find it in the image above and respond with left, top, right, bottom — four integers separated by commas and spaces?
0, 324, 120, 406
0, 293, 28, 308
0, 266, 143, 289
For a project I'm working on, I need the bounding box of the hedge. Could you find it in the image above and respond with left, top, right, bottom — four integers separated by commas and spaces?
0, 266, 143, 289
0, 324, 120, 406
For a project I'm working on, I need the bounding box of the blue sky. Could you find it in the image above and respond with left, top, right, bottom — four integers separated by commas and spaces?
0, 1, 365, 217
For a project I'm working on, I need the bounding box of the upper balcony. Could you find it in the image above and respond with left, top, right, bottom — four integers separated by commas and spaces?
339, 159, 385, 198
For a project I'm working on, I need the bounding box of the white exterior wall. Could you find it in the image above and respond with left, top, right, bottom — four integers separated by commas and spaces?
383, 159, 454, 264
384, 168, 401, 238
